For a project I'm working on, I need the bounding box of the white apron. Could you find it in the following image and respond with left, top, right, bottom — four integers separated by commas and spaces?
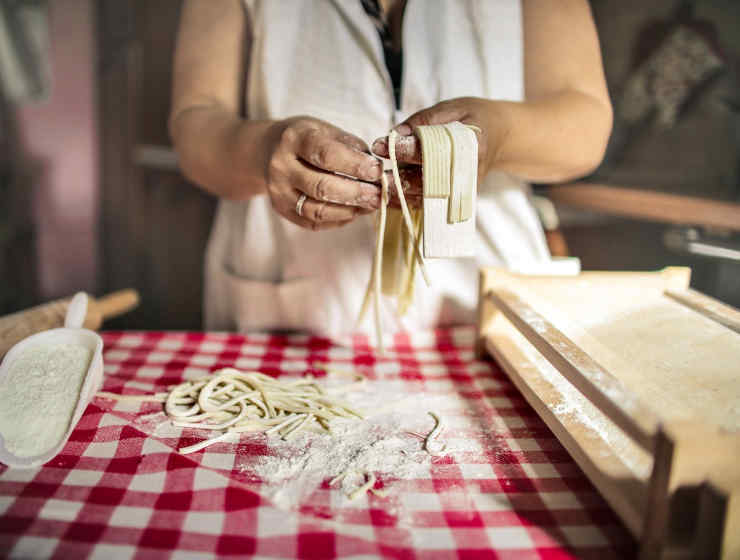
204, 0, 551, 342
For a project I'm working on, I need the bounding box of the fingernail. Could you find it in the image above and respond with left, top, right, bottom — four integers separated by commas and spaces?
394, 123, 412, 136
368, 158, 383, 179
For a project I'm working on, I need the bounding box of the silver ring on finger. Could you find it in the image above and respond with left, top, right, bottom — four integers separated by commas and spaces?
295, 193, 308, 217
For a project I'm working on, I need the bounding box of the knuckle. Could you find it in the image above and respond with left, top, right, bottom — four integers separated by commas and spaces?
359, 157, 380, 181
300, 128, 320, 152
279, 124, 299, 147
314, 202, 327, 223
349, 160, 366, 180
412, 113, 432, 127
313, 176, 329, 201
314, 142, 332, 169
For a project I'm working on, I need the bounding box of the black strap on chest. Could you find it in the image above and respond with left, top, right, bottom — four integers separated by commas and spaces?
360, 0, 403, 109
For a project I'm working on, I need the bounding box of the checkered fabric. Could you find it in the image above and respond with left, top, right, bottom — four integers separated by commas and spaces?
1, 328, 634, 559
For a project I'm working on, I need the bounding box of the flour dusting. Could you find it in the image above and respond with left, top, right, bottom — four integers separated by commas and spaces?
236, 376, 464, 509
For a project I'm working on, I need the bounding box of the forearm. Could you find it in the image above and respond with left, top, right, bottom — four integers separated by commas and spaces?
170, 104, 276, 200
484, 90, 612, 183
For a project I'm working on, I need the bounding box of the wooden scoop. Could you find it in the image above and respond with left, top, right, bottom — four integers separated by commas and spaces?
0, 290, 139, 358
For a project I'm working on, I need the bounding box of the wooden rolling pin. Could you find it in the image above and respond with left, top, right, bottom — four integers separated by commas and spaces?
0, 290, 140, 358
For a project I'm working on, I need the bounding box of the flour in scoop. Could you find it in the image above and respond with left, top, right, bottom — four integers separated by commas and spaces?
0, 343, 92, 457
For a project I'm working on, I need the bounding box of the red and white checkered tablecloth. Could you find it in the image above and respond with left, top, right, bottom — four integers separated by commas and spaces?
0, 327, 634, 559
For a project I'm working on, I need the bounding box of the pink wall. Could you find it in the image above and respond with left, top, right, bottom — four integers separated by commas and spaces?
17, 0, 98, 299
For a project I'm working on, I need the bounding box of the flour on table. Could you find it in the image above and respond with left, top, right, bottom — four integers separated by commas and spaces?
0, 343, 92, 457
238, 378, 464, 510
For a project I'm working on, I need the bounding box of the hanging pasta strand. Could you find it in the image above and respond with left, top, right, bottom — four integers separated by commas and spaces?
358, 123, 477, 349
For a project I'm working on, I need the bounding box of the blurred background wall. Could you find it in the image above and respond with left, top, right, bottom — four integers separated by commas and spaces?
17, 0, 98, 299
1, 0, 738, 328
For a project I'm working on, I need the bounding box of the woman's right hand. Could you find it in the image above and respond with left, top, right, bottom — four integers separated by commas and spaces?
262, 116, 383, 230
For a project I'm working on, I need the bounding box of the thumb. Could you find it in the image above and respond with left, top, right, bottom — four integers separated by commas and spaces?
373, 101, 468, 163
395, 101, 467, 135
371, 101, 469, 164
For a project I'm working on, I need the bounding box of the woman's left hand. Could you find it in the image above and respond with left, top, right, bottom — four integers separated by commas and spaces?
372, 97, 501, 205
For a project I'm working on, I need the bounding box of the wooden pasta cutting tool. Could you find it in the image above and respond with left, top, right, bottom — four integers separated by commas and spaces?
476, 267, 740, 559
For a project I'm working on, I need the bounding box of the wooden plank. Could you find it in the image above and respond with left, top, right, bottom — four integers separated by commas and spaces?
638, 429, 674, 559
547, 182, 740, 232
477, 266, 687, 357
692, 484, 728, 559
487, 288, 660, 451
665, 289, 740, 334
483, 316, 649, 537
663, 423, 740, 559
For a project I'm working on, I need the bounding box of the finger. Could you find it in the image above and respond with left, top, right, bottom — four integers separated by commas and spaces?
294, 162, 380, 209
335, 131, 371, 154
371, 135, 421, 164
397, 101, 467, 134
300, 196, 357, 224
297, 129, 382, 182
281, 208, 355, 231
373, 99, 471, 163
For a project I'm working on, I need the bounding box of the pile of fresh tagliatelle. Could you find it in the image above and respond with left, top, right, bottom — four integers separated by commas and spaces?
359, 123, 479, 352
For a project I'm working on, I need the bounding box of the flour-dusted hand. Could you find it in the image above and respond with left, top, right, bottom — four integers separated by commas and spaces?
263, 117, 383, 230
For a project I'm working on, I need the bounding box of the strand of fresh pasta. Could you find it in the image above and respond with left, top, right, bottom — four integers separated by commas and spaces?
97, 391, 168, 403
356, 166, 389, 351
424, 411, 446, 454
330, 469, 387, 500
387, 130, 429, 286
349, 472, 377, 501
373, 172, 390, 353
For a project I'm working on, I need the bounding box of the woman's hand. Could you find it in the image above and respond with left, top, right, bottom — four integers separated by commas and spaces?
262, 116, 383, 230
170, 1, 384, 230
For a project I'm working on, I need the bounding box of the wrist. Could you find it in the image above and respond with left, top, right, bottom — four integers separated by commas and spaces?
480, 100, 512, 175
225, 118, 281, 200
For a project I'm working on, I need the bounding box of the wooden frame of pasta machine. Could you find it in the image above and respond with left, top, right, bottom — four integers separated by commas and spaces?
476, 267, 740, 559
